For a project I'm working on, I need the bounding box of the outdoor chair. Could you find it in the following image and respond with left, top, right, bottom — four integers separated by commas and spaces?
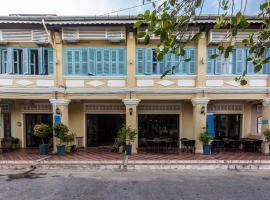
211, 140, 225, 153
0, 138, 13, 153
180, 138, 195, 153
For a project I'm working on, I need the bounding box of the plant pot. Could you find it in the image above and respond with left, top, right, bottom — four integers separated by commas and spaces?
125, 144, 132, 156
57, 144, 66, 156
65, 145, 72, 154
39, 144, 49, 155
203, 144, 211, 155
119, 145, 124, 154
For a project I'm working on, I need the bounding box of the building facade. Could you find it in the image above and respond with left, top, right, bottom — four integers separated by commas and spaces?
0, 15, 269, 153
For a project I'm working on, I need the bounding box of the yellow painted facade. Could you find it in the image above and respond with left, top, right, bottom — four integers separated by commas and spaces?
0, 16, 269, 154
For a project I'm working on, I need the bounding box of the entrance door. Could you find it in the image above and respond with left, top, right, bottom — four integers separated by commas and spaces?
214, 114, 241, 139
138, 114, 179, 147
3, 113, 11, 139
25, 114, 53, 148
86, 114, 125, 147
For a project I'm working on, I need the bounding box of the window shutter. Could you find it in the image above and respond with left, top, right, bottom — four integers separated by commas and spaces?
6, 48, 13, 74
74, 50, 80, 74
103, 49, 110, 75
145, 48, 153, 75
0, 49, 2, 74
136, 48, 144, 74
118, 49, 125, 75
81, 49, 88, 75
264, 48, 270, 74
23, 48, 30, 74
88, 48, 95, 75
65, 49, 73, 75
215, 55, 222, 74
38, 48, 45, 75
207, 113, 215, 137
180, 53, 188, 74
111, 49, 117, 75
48, 49, 54, 75
207, 48, 215, 74
247, 48, 255, 74
96, 49, 103, 75
188, 48, 196, 74
235, 48, 246, 74
158, 56, 165, 74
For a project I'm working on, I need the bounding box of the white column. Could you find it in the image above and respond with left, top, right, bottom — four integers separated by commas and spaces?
262, 98, 270, 154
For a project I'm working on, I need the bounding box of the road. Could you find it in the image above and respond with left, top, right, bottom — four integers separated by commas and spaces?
0, 169, 270, 200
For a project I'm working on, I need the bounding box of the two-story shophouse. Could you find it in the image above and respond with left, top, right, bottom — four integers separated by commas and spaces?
0, 15, 269, 153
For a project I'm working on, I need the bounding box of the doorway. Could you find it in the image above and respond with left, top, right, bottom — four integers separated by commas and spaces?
86, 114, 125, 147
25, 114, 53, 148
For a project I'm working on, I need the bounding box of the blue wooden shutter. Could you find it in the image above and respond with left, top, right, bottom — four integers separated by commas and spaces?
247, 48, 255, 74
65, 49, 73, 75
81, 49, 88, 75
207, 113, 215, 137
207, 48, 216, 74
88, 48, 95, 75
74, 50, 80, 74
235, 48, 246, 74
118, 49, 125, 75
38, 48, 44, 75
215, 54, 222, 74
103, 49, 110, 75
6, 48, 13, 74
136, 48, 144, 74
111, 49, 117, 75
0, 49, 2, 74
180, 53, 188, 74
48, 49, 54, 75
188, 48, 196, 74
23, 48, 30, 74
96, 49, 103, 75
264, 48, 270, 74
1, 49, 7, 74
158, 56, 165, 74
145, 48, 153, 75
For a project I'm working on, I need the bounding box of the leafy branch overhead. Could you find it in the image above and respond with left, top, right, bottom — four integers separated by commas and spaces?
135, 0, 270, 85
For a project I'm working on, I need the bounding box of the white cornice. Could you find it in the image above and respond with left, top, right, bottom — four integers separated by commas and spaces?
122, 99, 140, 106
191, 98, 210, 106
49, 99, 70, 106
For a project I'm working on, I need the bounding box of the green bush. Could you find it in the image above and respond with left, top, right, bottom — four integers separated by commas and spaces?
53, 123, 69, 144
199, 127, 213, 144
263, 129, 270, 142
33, 124, 52, 144
117, 124, 137, 145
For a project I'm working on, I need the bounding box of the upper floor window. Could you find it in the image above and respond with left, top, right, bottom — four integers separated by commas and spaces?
64, 48, 126, 76
207, 48, 270, 75
136, 48, 196, 75
0, 48, 54, 75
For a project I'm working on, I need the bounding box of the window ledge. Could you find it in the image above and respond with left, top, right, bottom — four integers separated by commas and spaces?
64, 75, 126, 79
0, 74, 54, 79
136, 75, 196, 78
206, 74, 269, 78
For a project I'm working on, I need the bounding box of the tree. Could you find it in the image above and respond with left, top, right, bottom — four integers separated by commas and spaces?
135, 0, 270, 84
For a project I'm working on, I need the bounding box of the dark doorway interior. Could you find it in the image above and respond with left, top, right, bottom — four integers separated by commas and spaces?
138, 114, 179, 147
25, 114, 53, 148
214, 114, 241, 139
86, 114, 125, 147
3, 113, 11, 139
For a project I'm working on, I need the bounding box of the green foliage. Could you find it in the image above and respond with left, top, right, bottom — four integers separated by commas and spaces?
33, 123, 52, 144
53, 123, 69, 143
137, 0, 270, 83
117, 124, 137, 145
62, 133, 75, 144
199, 127, 213, 144
263, 129, 270, 142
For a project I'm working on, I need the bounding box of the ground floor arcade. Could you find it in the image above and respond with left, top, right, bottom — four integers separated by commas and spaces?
0, 95, 270, 154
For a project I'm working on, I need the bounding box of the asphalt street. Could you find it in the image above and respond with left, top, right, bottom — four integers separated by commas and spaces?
0, 169, 270, 200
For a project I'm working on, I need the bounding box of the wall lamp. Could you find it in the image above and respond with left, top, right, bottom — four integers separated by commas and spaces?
55, 107, 61, 115
200, 106, 206, 115
201, 57, 205, 64
129, 107, 133, 116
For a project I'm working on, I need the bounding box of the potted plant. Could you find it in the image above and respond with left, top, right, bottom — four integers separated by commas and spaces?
11, 137, 20, 149
53, 123, 69, 156
63, 133, 75, 153
263, 129, 270, 154
117, 125, 137, 156
33, 123, 52, 155
199, 127, 213, 155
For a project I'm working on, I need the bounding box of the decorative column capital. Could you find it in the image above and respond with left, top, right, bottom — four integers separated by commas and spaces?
122, 99, 140, 106
191, 98, 210, 106
262, 98, 270, 106
49, 99, 70, 106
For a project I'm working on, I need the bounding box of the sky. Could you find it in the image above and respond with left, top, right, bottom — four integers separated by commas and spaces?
0, 0, 264, 16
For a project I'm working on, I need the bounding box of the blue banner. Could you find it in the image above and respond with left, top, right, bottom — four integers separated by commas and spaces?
54, 114, 61, 124
207, 113, 215, 137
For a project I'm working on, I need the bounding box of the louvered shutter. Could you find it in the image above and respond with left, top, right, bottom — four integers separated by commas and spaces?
6, 48, 13, 74
174, 54, 180, 74
23, 48, 30, 74
103, 49, 110, 75
247, 48, 255, 74
38, 48, 45, 75
48, 49, 54, 75
235, 48, 246, 74
264, 48, 270, 74
158, 56, 165, 74
145, 48, 153, 75
0, 49, 2, 74
188, 48, 196, 74
207, 48, 216, 74
136, 48, 144, 74
96, 49, 103, 75
81, 49, 88, 75
74, 50, 80, 74
65, 49, 73, 75
111, 49, 117, 75
180, 53, 187, 74
88, 48, 95, 75
215, 54, 222, 74
118, 49, 125, 75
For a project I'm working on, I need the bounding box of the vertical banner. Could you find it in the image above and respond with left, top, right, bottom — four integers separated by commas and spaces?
54, 114, 61, 124
207, 113, 215, 137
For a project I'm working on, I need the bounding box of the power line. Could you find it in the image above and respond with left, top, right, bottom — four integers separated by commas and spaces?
99, 0, 163, 16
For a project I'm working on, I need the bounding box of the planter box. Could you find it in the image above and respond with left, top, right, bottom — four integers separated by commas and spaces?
39, 144, 49, 155
203, 144, 211, 155
57, 144, 66, 156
